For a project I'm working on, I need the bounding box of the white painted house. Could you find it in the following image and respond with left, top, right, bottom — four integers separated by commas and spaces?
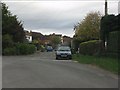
25, 30, 32, 43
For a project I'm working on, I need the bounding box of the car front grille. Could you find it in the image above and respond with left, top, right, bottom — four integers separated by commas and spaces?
61, 53, 67, 55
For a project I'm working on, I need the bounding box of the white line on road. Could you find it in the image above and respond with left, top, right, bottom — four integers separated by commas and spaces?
52, 60, 78, 62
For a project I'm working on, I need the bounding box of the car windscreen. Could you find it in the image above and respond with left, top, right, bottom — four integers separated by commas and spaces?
57, 46, 70, 51
47, 46, 52, 48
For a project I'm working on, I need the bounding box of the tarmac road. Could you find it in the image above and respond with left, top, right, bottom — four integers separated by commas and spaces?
2, 51, 118, 88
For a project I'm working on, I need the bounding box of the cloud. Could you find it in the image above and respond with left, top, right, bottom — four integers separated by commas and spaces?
2, 1, 118, 37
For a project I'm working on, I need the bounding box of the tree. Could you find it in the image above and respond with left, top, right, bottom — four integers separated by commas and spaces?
51, 36, 61, 48
74, 11, 102, 42
2, 3, 25, 43
52, 36, 61, 44
2, 34, 14, 49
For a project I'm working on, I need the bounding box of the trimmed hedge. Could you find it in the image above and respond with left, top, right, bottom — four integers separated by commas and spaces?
3, 43, 36, 55
107, 31, 119, 53
79, 40, 102, 55
16, 43, 36, 55
3, 47, 16, 55
100, 14, 120, 42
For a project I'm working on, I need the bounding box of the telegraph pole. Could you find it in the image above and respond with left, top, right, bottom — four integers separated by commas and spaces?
118, 0, 120, 14
105, 0, 108, 15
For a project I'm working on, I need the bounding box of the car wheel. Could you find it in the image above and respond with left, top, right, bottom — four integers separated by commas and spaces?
69, 57, 72, 60
56, 57, 58, 60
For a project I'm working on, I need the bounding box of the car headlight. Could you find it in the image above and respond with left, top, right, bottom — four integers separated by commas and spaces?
66, 51, 71, 55
56, 52, 61, 55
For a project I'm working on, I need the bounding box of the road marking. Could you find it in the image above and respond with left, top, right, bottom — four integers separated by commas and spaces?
52, 60, 78, 62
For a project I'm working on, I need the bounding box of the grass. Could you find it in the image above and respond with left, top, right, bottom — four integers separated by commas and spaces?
72, 54, 119, 74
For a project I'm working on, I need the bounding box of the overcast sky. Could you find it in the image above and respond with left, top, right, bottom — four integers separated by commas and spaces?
1, 0, 119, 37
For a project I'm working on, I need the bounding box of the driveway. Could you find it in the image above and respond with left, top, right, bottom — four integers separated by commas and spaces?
2, 51, 118, 88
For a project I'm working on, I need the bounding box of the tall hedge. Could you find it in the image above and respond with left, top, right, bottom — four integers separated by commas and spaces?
107, 31, 120, 53
100, 14, 120, 44
79, 40, 102, 55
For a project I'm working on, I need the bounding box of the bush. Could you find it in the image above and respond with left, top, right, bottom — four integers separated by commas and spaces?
100, 15, 119, 42
2, 34, 14, 49
3, 43, 36, 55
105, 31, 120, 58
3, 47, 16, 55
40, 45, 45, 52
16, 43, 36, 55
79, 40, 102, 55
107, 31, 120, 53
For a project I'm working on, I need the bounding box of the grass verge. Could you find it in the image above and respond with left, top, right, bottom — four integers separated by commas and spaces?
72, 54, 118, 74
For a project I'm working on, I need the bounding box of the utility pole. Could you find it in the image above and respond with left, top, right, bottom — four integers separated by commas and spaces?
118, 0, 120, 14
105, 0, 108, 15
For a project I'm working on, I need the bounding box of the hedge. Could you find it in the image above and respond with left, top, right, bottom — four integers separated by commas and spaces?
3, 47, 16, 55
16, 43, 36, 55
3, 43, 36, 55
79, 40, 102, 55
107, 31, 120, 57
100, 14, 120, 42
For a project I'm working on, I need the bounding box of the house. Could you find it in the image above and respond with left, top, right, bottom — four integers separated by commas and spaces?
44, 35, 52, 45
32, 32, 44, 41
62, 35, 72, 47
25, 30, 32, 43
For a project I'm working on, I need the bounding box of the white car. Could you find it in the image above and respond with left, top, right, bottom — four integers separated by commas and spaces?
55, 46, 72, 60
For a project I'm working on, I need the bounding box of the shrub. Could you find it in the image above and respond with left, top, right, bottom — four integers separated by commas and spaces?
107, 31, 120, 53
106, 31, 120, 57
16, 43, 36, 55
2, 34, 14, 49
40, 45, 45, 52
79, 40, 102, 55
100, 15, 119, 42
3, 47, 16, 55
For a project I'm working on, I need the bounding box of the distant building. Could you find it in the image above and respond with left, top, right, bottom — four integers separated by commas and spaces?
25, 31, 72, 48
61, 36, 63, 44
44, 35, 51, 45
25, 30, 32, 43
32, 32, 44, 41
62, 36, 72, 47
50, 33, 62, 39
